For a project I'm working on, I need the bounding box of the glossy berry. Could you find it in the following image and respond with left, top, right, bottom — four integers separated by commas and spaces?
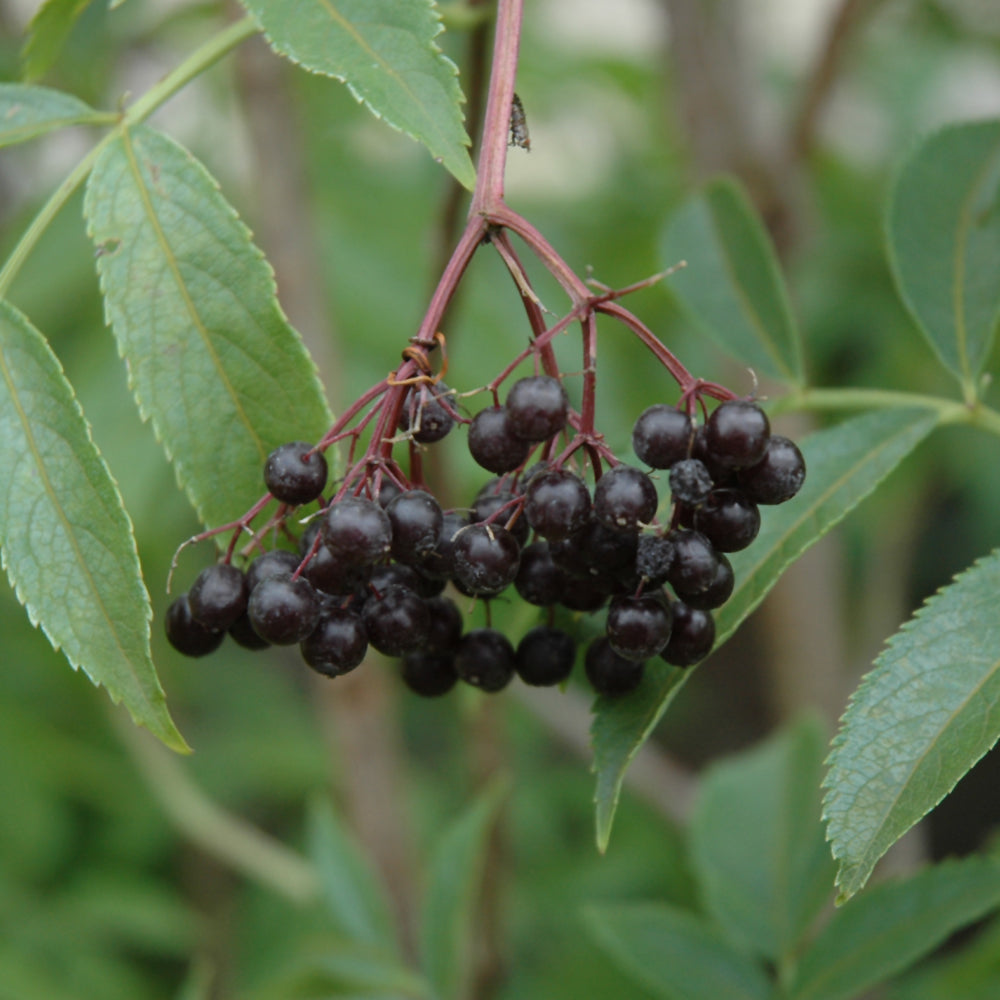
585, 637, 644, 697
738, 435, 806, 505
703, 400, 770, 469
300, 608, 368, 676
559, 574, 612, 612
593, 464, 658, 533
247, 548, 301, 592
247, 574, 321, 645
451, 524, 521, 597
373, 478, 403, 508
632, 405, 693, 469
636, 533, 675, 586
420, 510, 470, 580
467, 406, 532, 474
471, 485, 529, 546
666, 529, 720, 598
228, 612, 271, 650
515, 626, 576, 686
455, 628, 516, 692
401, 652, 458, 697
683, 553, 734, 610
165, 594, 225, 657
514, 542, 567, 606
323, 496, 393, 568
606, 593, 673, 661
505, 375, 569, 441
264, 441, 328, 505
660, 602, 715, 666
693, 489, 761, 552
398, 382, 455, 443
386, 490, 443, 563
362, 585, 430, 656
188, 563, 247, 631
422, 595, 464, 654
523, 468, 591, 541
669, 459, 714, 506
302, 541, 371, 596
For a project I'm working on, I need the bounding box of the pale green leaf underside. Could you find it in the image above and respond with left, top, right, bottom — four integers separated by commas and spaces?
585, 902, 772, 1000
239, 0, 475, 190
85, 124, 332, 529
0, 300, 186, 751
662, 176, 804, 385
824, 547, 1000, 900
789, 856, 1000, 1000
691, 716, 835, 962
887, 119, 1000, 390
0, 82, 106, 148
592, 408, 938, 852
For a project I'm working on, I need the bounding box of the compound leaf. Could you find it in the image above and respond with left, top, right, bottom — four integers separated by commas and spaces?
789, 856, 1000, 1000
585, 902, 772, 1000
0, 83, 107, 148
661, 176, 804, 385
887, 119, 1000, 396
824, 547, 1000, 900
20, 0, 93, 81
239, 0, 475, 189
0, 300, 186, 752
85, 124, 332, 529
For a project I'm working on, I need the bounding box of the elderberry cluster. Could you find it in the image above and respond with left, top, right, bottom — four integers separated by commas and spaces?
166, 376, 805, 700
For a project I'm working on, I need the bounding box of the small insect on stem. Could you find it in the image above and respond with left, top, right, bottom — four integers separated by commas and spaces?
509, 93, 530, 151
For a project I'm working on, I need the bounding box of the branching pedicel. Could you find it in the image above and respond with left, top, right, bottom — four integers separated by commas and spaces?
166, 0, 806, 696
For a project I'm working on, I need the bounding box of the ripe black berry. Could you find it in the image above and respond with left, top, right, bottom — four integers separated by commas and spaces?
467, 406, 532, 474
386, 489, 443, 563
669, 458, 714, 506
247, 548, 301, 592
323, 496, 393, 568
632, 405, 693, 469
593, 464, 658, 533
247, 574, 321, 645
505, 375, 569, 441
398, 382, 455, 443
692, 489, 761, 552
264, 441, 328, 505
585, 637, 644, 697
420, 510, 470, 580
165, 594, 225, 657
422, 595, 463, 654
606, 593, 673, 661
455, 628, 516, 692
401, 652, 458, 697
300, 608, 368, 676
229, 612, 271, 650
660, 603, 715, 666
738, 435, 806, 505
188, 563, 248, 631
703, 400, 770, 469
515, 626, 576, 686
451, 524, 521, 597
514, 542, 567, 606
666, 529, 720, 598
471, 484, 529, 546
362, 585, 430, 656
683, 553, 734, 610
523, 468, 591, 541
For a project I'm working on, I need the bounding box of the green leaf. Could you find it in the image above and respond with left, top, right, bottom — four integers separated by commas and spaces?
824, 547, 1000, 900
0, 300, 187, 751
592, 408, 938, 852
690, 716, 835, 962
238, 0, 475, 190
789, 856, 1000, 1000
887, 119, 1000, 395
84, 124, 332, 529
419, 778, 507, 1000
20, 0, 94, 81
305, 796, 398, 952
585, 902, 773, 1000
0, 83, 107, 148
661, 176, 804, 385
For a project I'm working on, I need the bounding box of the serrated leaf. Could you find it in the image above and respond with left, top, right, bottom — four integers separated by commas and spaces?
661, 176, 804, 385
0, 83, 107, 148
789, 856, 1000, 1000
419, 778, 507, 1000
585, 902, 773, 1000
238, 0, 475, 190
691, 716, 835, 962
0, 300, 186, 751
824, 547, 1000, 900
887, 120, 1000, 395
592, 408, 938, 851
305, 796, 398, 952
84, 124, 333, 529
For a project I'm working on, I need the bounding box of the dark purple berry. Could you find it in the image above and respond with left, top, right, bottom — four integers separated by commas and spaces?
401, 652, 458, 697
636, 533, 675, 586
300, 608, 368, 676
188, 563, 247, 631
422, 595, 463, 654
523, 468, 591, 541
666, 529, 720, 598
514, 542, 568, 606
386, 489, 443, 563
505, 375, 569, 441
323, 496, 393, 568
362, 585, 430, 656
455, 629, 516, 692
165, 594, 224, 657
606, 593, 673, 661
248, 548, 301, 592
467, 406, 532, 474
660, 603, 715, 666
451, 523, 521, 597
373, 478, 403, 508
738, 435, 806, 505
229, 612, 271, 650
693, 489, 761, 552
703, 401, 770, 469
515, 626, 576, 686
471, 485, 529, 546
420, 510, 470, 580
593, 464, 659, 533
264, 441, 328, 505
683, 553, 734, 610
585, 637, 644, 697
669, 458, 714, 506
632, 405, 693, 468
398, 382, 455, 443
559, 574, 611, 612
248, 574, 321, 645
